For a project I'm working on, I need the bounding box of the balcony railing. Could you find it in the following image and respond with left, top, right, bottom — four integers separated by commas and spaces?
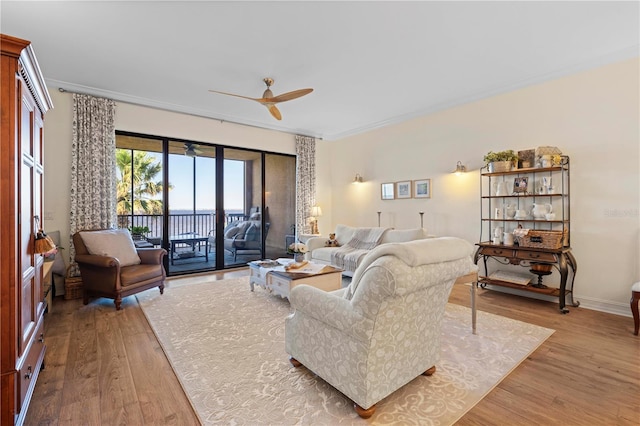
117, 212, 246, 241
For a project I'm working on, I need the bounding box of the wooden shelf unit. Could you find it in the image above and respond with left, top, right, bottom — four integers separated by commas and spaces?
474, 157, 578, 313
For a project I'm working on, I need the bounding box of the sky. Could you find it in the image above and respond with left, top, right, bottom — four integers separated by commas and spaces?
147, 152, 245, 212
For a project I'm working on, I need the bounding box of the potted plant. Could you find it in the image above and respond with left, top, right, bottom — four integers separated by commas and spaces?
129, 225, 150, 240
483, 150, 518, 173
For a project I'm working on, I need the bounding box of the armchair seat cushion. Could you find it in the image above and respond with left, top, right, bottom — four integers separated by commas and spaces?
120, 264, 164, 287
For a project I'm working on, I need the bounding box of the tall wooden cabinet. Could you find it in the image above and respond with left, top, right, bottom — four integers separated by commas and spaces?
1, 34, 53, 425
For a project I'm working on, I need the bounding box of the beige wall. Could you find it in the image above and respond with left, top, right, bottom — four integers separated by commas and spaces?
317, 57, 639, 315
43, 57, 639, 315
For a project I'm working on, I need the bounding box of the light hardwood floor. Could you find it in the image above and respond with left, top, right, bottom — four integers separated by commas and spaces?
26, 270, 640, 425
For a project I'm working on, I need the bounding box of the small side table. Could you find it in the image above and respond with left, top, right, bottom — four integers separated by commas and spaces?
285, 235, 296, 249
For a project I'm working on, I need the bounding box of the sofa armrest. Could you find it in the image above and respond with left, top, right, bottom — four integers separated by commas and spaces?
75, 254, 118, 268
289, 285, 373, 341
306, 236, 327, 253
137, 247, 166, 264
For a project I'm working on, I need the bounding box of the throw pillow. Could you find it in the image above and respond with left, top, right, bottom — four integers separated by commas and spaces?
234, 221, 252, 239
383, 228, 425, 243
80, 228, 141, 267
224, 226, 241, 239
244, 223, 259, 242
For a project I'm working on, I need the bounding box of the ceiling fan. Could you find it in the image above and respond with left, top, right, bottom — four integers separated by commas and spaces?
184, 143, 203, 158
209, 77, 313, 120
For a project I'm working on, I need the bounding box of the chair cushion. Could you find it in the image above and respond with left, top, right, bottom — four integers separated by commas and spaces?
120, 263, 164, 287
80, 228, 141, 267
244, 223, 260, 241
224, 226, 241, 239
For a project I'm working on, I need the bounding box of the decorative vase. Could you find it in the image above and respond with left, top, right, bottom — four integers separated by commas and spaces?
488, 161, 513, 173
294, 253, 304, 262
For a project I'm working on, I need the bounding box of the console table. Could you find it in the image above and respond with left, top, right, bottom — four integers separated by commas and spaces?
474, 243, 578, 313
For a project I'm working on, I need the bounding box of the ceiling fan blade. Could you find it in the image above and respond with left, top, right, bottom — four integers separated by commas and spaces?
208, 89, 261, 102
268, 88, 313, 104
267, 104, 282, 120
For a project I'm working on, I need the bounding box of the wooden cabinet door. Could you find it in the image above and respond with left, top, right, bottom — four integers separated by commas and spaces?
17, 76, 43, 358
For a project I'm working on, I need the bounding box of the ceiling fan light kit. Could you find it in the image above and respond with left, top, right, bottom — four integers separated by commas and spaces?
209, 77, 313, 121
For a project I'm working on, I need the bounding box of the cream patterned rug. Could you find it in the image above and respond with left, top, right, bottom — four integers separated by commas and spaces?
137, 276, 554, 425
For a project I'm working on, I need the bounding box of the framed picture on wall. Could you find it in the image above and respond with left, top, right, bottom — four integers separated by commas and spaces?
395, 181, 412, 199
413, 179, 431, 198
381, 183, 395, 200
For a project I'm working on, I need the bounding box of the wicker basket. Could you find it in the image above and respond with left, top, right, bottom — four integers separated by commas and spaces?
64, 266, 83, 300
518, 229, 567, 250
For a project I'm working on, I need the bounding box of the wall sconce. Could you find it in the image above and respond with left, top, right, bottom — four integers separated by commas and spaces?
353, 173, 364, 184
453, 161, 467, 175
309, 205, 322, 234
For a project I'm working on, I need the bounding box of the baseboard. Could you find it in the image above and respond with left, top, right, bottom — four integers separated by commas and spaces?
483, 285, 632, 318
574, 296, 632, 318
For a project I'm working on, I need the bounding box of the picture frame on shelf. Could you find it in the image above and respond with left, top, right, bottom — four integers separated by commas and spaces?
395, 181, 412, 199
413, 179, 431, 198
381, 182, 395, 200
513, 177, 528, 194
518, 149, 535, 169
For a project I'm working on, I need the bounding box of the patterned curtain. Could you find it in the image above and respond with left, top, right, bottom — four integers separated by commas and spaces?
295, 135, 316, 237
68, 93, 117, 276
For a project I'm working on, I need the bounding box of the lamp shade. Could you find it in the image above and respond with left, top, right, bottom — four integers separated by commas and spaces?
310, 206, 322, 217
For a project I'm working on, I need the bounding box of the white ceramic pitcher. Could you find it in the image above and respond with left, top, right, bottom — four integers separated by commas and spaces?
532, 203, 552, 219
494, 181, 509, 196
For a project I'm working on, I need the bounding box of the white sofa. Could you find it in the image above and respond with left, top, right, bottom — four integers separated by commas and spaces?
305, 224, 429, 276
285, 237, 475, 418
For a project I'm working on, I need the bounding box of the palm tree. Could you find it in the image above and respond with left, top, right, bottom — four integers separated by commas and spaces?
116, 149, 167, 215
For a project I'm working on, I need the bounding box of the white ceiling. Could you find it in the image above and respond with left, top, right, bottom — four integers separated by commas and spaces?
2, 1, 638, 141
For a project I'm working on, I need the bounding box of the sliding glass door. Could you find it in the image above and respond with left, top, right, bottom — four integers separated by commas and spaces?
222, 148, 263, 268
166, 141, 216, 274
116, 131, 295, 276
115, 135, 164, 247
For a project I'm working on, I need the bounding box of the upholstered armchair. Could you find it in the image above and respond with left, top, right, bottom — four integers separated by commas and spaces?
73, 229, 167, 310
285, 237, 475, 418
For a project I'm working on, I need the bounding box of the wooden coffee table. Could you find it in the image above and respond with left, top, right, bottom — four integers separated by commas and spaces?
248, 260, 342, 299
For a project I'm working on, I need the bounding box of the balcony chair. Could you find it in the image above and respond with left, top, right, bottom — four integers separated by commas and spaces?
73, 228, 166, 310
223, 221, 270, 261
285, 237, 475, 418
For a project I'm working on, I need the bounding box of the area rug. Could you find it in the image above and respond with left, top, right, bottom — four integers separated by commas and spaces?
137, 277, 554, 425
